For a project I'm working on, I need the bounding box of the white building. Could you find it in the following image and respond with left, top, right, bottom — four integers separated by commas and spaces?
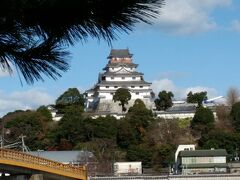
175, 145, 228, 175
113, 162, 142, 176
47, 105, 63, 121
85, 49, 154, 114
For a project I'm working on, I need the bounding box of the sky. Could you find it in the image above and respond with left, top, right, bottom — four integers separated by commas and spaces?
1, 0, 240, 117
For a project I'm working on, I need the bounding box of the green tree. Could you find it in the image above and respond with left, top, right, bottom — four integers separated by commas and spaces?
152, 144, 175, 168
154, 90, 174, 111
4, 110, 50, 150
117, 120, 137, 149
55, 88, 84, 113
127, 99, 154, 129
187, 91, 207, 107
126, 145, 152, 167
230, 102, 240, 132
113, 88, 131, 112
47, 105, 87, 150
198, 130, 240, 158
93, 116, 118, 139
0, 0, 163, 84
191, 107, 214, 136
56, 88, 84, 106
37, 106, 52, 121
118, 99, 154, 147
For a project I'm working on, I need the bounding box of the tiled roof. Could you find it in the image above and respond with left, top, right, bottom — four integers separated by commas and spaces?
98, 80, 151, 86
97, 89, 153, 93
108, 49, 132, 58
28, 151, 93, 164
103, 71, 143, 76
166, 104, 196, 112
103, 63, 138, 70
179, 149, 228, 157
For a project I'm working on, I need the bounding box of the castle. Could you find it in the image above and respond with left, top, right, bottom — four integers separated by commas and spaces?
84, 49, 155, 116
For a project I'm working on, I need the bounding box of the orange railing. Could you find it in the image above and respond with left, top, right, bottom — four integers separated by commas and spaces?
0, 148, 87, 180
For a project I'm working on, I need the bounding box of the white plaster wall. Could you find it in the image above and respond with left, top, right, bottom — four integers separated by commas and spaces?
51, 112, 56, 117
157, 113, 195, 119
99, 92, 113, 100
100, 86, 118, 90
106, 76, 141, 81
109, 67, 121, 72
53, 116, 62, 121
130, 92, 150, 99
131, 85, 149, 89
100, 85, 150, 91
175, 145, 196, 163
213, 157, 226, 163
98, 90, 152, 102
109, 67, 135, 72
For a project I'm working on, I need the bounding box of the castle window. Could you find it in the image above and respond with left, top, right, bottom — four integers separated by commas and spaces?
110, 92, 114, 95
111, 77, 114, 80
136, 92, 139, 95
122, 77, 125, 80
114, 86, 118, 88
106, 86, 109, 88
102, 76, 106, 80
132, 77, 136, 80
112, 68, 115, 70
131, 86, 135, 88
140, 86, 143, 88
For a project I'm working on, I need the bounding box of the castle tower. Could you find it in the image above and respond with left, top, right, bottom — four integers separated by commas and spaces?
85, 49, 154, 114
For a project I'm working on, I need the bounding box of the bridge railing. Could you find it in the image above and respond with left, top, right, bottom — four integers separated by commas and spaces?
0, 148, 87, 179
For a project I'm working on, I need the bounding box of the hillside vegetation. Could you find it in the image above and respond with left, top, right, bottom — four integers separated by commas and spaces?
1, 88, 240, 174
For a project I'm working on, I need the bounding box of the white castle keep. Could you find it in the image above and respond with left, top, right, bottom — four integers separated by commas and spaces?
84, 49, 155, 115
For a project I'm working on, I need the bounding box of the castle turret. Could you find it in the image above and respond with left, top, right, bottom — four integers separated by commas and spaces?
85, 49, 154, 114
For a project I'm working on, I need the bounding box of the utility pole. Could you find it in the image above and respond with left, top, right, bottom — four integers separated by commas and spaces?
20, 135, 29, 152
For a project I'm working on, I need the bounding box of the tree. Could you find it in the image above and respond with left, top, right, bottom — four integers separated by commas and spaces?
154, 90, 174, 111
37, 106, 52, 121
50, 105, 86, 149
118, 99, 154, 147
117, 120, 137, 149
227, 87, 240, 107
230, 102, 240, 132
127, 99, 154, 129
215, 105, 233, 133
191, 107, 214, 136
56, 88, 84, 106
4, 110, 51, 150
187, 91, 207, 107
0, 0, 163, 84
152, 144, 175, 168
198, 130, 240, 158
126, 145, 152, 167
113, 88, 131, 112
55, 88, 84, 113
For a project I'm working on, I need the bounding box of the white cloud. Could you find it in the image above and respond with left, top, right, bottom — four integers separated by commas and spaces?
230, 19, 240, 32
150, 0, 232, 34
0, 89, 54, 117
151, 78, 219, 100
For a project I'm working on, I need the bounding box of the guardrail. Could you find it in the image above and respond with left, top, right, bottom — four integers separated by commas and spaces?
0, 148, 87, 180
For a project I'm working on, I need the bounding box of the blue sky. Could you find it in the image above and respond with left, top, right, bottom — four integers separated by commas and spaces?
1, 0, 240, 117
